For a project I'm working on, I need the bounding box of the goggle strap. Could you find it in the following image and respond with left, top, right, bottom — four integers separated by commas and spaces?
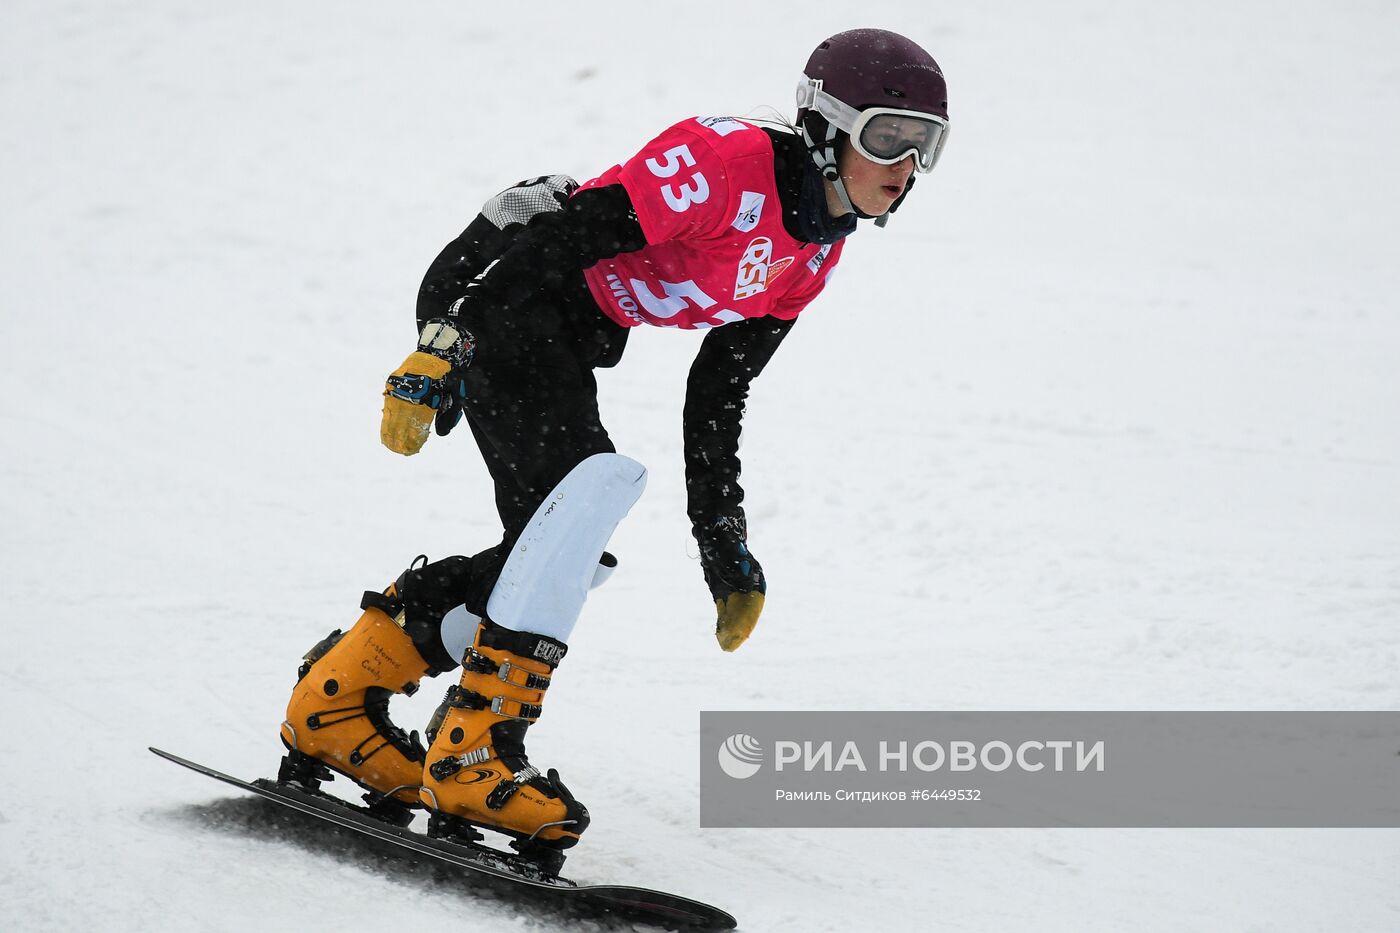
797, 78, 857, 134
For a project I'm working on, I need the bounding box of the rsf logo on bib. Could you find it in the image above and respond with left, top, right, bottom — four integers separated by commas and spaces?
734, 237, 794, 301
718, 733, 764, 779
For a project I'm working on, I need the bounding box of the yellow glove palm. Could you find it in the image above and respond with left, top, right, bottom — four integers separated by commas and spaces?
715, 591, 765, 652
694, 516, 767, 652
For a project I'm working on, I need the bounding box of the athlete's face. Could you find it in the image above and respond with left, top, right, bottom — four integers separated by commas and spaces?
828, 139, 916, 217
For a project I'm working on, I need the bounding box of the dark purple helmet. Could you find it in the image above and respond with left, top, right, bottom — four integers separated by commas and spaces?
796, 29, 950, 223
802, 28, 948, 121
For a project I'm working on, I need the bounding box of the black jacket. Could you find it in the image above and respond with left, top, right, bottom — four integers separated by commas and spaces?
417, 128, 848, 527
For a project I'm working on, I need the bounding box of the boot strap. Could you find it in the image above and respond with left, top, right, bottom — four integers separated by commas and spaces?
464, 648, 552, 691
443, 683, 543, 722
360, 588, 405, 618
490, 695, 543, 721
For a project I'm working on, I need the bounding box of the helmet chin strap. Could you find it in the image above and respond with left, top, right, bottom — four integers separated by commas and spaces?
800, 117, 899, 227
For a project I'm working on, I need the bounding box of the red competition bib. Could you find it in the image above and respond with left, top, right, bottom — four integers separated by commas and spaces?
578, 117, 843, 330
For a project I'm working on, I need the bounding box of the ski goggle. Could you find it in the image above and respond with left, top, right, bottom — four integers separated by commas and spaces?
796, 77, 949, 173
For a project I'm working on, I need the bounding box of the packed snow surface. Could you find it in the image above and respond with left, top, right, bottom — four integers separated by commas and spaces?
2, 1, 1397, 930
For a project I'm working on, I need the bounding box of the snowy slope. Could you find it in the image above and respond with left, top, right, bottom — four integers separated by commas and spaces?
2, 1, 1397, 930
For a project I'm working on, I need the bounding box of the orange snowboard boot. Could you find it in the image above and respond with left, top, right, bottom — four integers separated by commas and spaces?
279, 582, 433, 823
420, 619, 588, 874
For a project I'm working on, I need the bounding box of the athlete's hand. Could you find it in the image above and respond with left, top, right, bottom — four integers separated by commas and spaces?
693, 515, 766, 652
380, 320, 474, 456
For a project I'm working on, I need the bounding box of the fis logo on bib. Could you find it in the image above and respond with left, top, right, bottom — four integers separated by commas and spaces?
731, 191, 765, 233
734, 236, 794, 300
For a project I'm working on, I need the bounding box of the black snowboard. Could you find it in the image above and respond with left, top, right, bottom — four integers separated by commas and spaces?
150, 747, 736, 930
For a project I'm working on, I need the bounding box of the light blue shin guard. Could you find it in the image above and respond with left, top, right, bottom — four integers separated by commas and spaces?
483, 453, 647, 643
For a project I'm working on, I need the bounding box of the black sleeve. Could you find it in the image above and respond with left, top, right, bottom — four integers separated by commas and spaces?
683, 315, 797, 527
417, 184, 646, 332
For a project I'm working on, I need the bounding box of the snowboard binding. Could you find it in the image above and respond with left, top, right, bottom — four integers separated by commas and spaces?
425, 809, 569, 878
275, 748, 418, 827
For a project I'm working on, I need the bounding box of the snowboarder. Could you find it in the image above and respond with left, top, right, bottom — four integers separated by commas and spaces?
279, 29, 950, 871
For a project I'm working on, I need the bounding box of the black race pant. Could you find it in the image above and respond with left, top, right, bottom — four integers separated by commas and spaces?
460, 294, 620, 536
416, 215, 628, 615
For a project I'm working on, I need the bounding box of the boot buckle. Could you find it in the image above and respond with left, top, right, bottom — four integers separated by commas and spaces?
427, 745, 493, 782
460, 745, 492, 766
496, 661, 551, 691
489, 695, 543, 721
463, 648, 499, 675
485, 765, 541, 810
